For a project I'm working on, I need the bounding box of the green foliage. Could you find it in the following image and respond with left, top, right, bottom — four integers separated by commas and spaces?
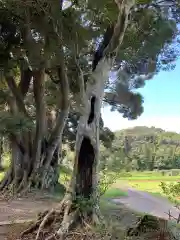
160, 181, 180, 205
100, 127, 180, 172
74, 195, 95, 213
98, 170, 121, 196
0, 112, 34, 134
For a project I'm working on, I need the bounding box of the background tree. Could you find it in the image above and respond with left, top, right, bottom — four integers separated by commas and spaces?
103, 127, 180, 172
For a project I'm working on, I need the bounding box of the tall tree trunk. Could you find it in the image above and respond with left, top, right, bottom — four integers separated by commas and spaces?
70, 60, 111, 220
54, 0, 134, 237
62, 0, 135, 221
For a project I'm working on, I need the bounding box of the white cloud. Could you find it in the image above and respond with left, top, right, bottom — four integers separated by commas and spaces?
101, 107, 180, 133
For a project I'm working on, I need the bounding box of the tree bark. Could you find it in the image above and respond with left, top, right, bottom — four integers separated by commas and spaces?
70, 60, 111, 218
0, 137, 4, 171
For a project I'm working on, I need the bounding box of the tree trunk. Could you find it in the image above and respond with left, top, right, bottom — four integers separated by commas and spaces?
0, 135, 61, 194
70, 59, 111, 218
0, 137, 4, 171
0, 66, 69, 195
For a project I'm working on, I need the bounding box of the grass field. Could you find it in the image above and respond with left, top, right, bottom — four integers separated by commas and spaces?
114, 171, 180, 202
119, 171, 180, 181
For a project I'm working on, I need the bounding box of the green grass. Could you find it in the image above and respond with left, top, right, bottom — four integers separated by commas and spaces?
125, 176, 180, 181
104, 188, 128, 198
125, 178, 180, 203
115, 171, 180, 202
119, 171, 180, 181
129, 181, 164, 192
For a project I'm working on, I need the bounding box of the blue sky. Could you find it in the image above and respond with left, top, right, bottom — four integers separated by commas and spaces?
102, 59, 180, 133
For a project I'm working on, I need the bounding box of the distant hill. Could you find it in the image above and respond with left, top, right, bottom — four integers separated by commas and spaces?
115, 126, 180, 146
101, 127, 180, 171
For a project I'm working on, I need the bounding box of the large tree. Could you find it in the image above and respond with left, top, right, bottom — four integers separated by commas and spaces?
0, 0, 178, 196
0, 2, 70, 193
0, 0, 179, 238
20, 1, 180, 240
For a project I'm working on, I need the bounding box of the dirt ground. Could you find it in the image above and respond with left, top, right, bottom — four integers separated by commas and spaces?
0, 191, 140, 240
1, 188, 179, 239
0, 192, 62, 239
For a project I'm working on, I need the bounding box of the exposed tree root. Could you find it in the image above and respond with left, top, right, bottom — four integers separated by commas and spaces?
19, 195, 103, 240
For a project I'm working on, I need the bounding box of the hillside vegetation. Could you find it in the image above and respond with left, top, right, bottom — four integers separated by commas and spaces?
100, 126, 180, 173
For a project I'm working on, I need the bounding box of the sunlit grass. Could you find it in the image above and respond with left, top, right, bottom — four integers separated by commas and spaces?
118, 171, 180, 181
129, 181, 164, 192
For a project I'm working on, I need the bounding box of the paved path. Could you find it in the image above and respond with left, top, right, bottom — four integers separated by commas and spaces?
112, 188, 180, 221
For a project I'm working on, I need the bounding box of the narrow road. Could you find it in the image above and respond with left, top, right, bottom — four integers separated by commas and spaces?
112, 188, 180, 220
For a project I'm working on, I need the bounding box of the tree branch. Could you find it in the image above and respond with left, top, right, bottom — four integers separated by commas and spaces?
92, 0, 135, 71
18, 57, 32, 98
48, 64, 70, 146
74, 57, 85, 104
10, 133, 25, 155
104, 0, 135, 56
44, 46, 69, 174
32, 69, 46, 164
5, 76, 30, 118
7, 96, 27, 156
